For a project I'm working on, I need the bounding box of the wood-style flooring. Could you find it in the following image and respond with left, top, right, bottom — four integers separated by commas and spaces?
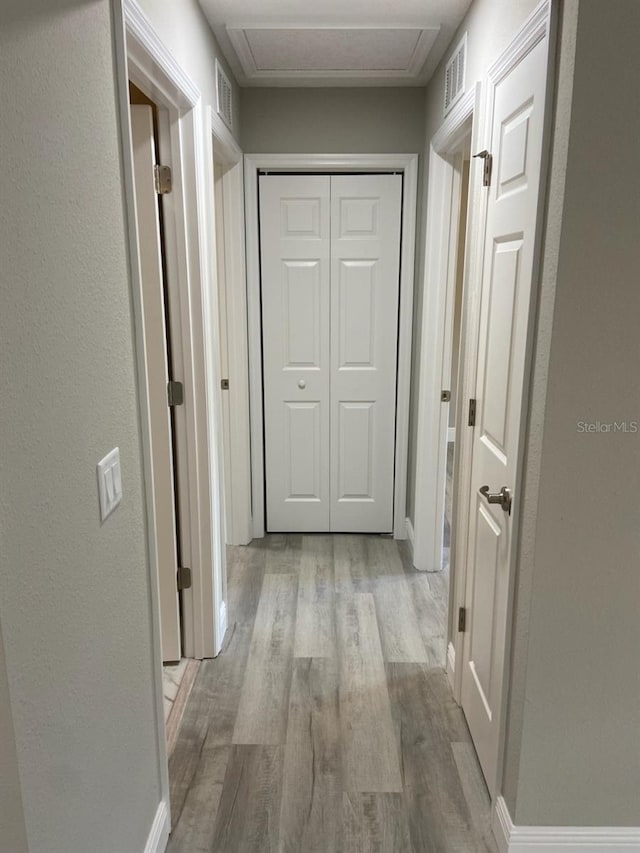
167, 534, 496, 853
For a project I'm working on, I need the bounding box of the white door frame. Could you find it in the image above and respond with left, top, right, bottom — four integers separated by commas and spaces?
412, 86, 480, 581
115, 0, 227, 693
208, 109, 252, 546
244, 153, 419, 540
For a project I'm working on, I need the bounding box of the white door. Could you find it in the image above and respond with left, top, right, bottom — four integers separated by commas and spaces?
330, 175, 402, 531
260, 173, 402, 532
460, 34, 549, 793
130, 105, 181, 663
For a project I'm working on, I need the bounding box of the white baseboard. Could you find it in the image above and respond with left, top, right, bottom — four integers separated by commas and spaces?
493, 797, 640, 852
405, 517, 415, 551
144, 800, 169, 853
215, 600, 228, 656
447, 641, 456, 676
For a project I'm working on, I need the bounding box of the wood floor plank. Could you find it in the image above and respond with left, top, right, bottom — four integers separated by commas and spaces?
334, 535, 370, 595
451, 742, 498, 853
226, 541, 267, 625
232, 573, 298, 745
265, 533, 303, 574
343, 793, 414, 853
278, 658, 342, 853
386, 663, 485, 853
167, 745, 230, 853
337, 593, 403, 793
294, 536, 336, 658
210, 745, 284, 853
365, 538, 428, 663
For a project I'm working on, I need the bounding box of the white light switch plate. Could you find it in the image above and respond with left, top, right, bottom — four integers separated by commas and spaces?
97, 447, 122, 522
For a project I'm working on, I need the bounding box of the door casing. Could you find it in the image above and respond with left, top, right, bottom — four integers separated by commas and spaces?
244, 154, 419, 540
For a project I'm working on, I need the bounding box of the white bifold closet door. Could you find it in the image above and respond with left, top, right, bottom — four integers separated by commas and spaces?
260, 173, 402, 533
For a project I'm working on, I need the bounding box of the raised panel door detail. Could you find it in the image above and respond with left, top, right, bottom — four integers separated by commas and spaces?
338, 402, 375, 500
281, 197, 322, 237
497, 100, 533, 199
469, 501, 502, 717
338, 260, 377, 369
282, 260, 321, 368
480, 239, 522, 460
285, 402, 322, 500
339, 197, 379, 238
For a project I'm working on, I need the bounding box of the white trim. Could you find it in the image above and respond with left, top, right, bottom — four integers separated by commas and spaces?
244, 153, 418, 539
217, 600, 228, 652
413, 86, 476, 574
144, 800, 170, 853
122, 0, 224, 663
446, 641, 456, 687
227, 24, 440, 84
447, 426, 456, 443
209, 108, 252, 546
493, 798, 640, 853
405, 517, 415, 549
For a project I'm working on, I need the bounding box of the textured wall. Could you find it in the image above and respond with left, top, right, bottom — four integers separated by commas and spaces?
406, 0, 541, 522
137, 0, 241, 139
239, 87, 426, 154
505, 0, 640, 825
0, 1, 162, 850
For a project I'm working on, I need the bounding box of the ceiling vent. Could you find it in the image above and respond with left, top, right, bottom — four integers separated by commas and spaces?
444, 33, 467, 116
215, 60, 233, 131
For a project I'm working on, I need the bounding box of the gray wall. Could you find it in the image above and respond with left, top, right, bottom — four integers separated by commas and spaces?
503, 0, 640, 825
0, 1, 162, 850
240, 87, 426, 154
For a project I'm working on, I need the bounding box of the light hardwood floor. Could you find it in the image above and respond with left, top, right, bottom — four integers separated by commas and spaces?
167, 534, 497, 853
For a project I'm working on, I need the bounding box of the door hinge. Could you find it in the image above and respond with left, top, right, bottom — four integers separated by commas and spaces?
167, 380, 184, 407
458, 606, 467, 633
441, 389, 451, 402
468, 398, 477, 427
473, 150, 493, 187
154, 164, 172, 195
221, 378, 229, 390
177, 566, 192, 591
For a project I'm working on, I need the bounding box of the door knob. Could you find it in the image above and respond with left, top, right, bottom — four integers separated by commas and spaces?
479, 485, 512, 515
298, 379, 306, 389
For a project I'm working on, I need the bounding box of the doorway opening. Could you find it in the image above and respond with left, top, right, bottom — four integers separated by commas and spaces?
245, 154, 419, 541
128, 80, 201, 751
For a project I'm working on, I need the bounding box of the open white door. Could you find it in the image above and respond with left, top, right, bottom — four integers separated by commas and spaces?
260, 173, 402, 533
130, 104, 181, 663
460, 26, 550, 792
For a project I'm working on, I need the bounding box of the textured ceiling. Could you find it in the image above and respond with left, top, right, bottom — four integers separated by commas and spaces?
198, 0, 473, 87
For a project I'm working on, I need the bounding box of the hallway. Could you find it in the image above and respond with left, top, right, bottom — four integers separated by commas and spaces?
167, 535, 496, 852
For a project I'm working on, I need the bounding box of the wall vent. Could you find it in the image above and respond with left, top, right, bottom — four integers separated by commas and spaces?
215, 60, 233, 131
444, 33, 467, 116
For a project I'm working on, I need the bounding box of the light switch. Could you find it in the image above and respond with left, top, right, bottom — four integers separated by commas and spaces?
97, 447, 122, 522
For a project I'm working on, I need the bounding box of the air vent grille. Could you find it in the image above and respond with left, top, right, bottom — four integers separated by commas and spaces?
216, 60, 233, 131
444, 33, 467, 116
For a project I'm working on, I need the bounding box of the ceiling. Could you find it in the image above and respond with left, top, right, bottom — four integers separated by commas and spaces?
198, 0, 473, 87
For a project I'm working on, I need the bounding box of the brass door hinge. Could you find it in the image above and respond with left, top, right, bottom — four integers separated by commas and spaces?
154, 164, 172, 195
441, 389, 451, 402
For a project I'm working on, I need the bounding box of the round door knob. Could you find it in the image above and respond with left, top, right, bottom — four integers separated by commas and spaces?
298, 379, 306, 389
